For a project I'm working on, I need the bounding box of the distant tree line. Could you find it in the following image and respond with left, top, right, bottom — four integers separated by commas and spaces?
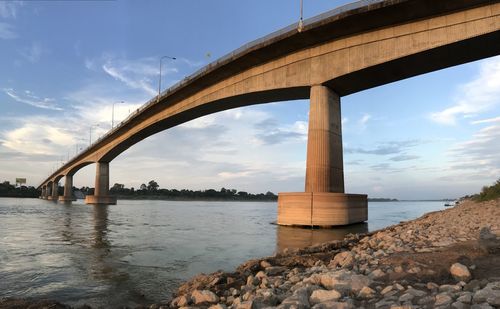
467, 178, 500, 202
0, 181, 40, 198
103, 180, 278, 201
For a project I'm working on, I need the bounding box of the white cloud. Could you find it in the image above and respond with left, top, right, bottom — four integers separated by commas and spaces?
470, 116, 500, 125
101, 55, 179, 96
430, 56, 500, 125
0, 1, 23, 19
0, 22, 16, 39
358, 113, 371, 125
21, 42, 48, 63
3, 88, 62, 110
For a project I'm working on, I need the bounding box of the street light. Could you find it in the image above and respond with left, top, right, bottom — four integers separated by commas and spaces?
112, 101, 125, 129
298, 0, 304, 32
89, 124, 100, 145
158, 55, 176, 102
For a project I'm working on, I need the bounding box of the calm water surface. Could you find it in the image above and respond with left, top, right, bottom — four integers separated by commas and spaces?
0, 198, 445, 307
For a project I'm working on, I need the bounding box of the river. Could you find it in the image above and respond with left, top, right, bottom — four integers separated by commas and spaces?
0, 198, 446, 308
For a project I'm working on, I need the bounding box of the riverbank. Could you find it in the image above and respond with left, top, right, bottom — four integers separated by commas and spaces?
0, 198, 498, 308
166, 198, 499, 309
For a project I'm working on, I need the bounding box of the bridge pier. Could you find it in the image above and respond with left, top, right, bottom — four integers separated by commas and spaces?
48, 181, 59, 201
59, 175, 76, 202
277, 85, 367, 227
85, 162, 117, 205
40, 185, 47, 199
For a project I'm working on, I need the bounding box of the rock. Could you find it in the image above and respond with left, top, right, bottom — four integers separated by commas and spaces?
451, 301, 469, 309
457, 292, 473, 304
255, 271, 266, 279
381, 285, 393, 295
266, 266, 287, 276
358, 286, 376, 299
309, 289, 341, 304
311, 301, 353, 309
435, 293, 453, 306
440, 284, 462, 293
369, 269, 385, 280
279, 287, 310, 309
260, 260, 272, 268
191, 290, 219, 305
479, 227, 496, 240
319, 270, 372, 294
407, 288, 427, 297
208, 304, 227, 309
329, 251, 355, 269
171, 295, 190, 307
398, 293, 414, 302
233, 300, 253, 309
394, 283, 405, 291
451, 263, 472, 282
473, 282, 500, 305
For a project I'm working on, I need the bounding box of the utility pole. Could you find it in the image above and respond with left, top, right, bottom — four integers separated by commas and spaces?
298, 0, 304, 32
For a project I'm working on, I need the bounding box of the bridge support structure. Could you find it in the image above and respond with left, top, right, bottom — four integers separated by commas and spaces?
277, 85, 367, 227
59, 175, 76, 202
40, 185, 46, 199
47, 181, 59, 201
85, 162, 116, 205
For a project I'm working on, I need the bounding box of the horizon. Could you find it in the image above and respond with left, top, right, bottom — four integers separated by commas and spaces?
1, 1, 499, 200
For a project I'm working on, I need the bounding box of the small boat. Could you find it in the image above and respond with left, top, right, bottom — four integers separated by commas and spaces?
444, 203, 453, 207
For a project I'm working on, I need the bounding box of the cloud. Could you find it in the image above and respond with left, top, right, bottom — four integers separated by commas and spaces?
443, 122, 500, 182
390, 154, 420, 162
3, 88, 62, 110
0, 22, 16, 39
253, 119, 307, 145
358, 113, 371, 125
100, 55, 179, 96
21, 42, 48, 63
0, 1, 23, 19
470, 116, 500, 125
430, 56, 500, 125
345, 140, 420, 155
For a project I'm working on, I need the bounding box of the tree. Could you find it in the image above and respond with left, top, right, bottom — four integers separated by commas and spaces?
147, 180, 159, 191
140, 183, 147, 191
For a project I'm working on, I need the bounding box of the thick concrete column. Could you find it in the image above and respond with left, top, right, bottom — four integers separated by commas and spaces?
50, 181, 59, 201
40, 186, 46, 199
305, 85, 344, 193
59, 175, 76, 202
85, 162, 116, 205
277, 85, 367, 227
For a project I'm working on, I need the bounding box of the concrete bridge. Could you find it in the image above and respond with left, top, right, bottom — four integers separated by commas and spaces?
39, 0, 500, 227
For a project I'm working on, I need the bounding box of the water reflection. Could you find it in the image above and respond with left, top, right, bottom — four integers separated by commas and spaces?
92, 204, 110, 249
275, 223, 368, 253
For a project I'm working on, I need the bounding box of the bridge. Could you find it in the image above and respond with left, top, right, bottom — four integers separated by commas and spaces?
39, 0, 500, 227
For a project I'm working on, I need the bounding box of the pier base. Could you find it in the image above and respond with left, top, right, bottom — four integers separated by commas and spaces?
59, 196, 77, 202
277, 192, 367, 227
85, 195, 117, 205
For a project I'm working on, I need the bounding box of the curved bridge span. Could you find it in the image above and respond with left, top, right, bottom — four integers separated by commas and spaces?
39, 0, 500, 226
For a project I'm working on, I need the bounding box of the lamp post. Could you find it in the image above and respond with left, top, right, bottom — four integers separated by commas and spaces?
112, 101, 125, 129
89, 124, 99, 145
298, 0, 304, 32
158, 56, 176, 102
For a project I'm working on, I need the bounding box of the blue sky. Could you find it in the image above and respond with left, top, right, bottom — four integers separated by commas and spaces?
1, 1, 499, 199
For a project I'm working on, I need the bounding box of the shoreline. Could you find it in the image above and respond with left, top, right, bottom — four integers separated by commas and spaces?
1, 199, 498, 309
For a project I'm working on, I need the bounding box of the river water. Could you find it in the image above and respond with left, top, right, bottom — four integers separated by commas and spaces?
0, 198, 445, 307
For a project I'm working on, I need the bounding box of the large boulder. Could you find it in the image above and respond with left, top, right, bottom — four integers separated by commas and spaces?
329, 251, 355, 269
191, 290, 219, 305
309, 289, 341, 304
319, 270, 372, 295
450, 263, 471, 282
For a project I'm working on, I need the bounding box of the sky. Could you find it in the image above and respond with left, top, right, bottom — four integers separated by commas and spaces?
0, 1, 499, 200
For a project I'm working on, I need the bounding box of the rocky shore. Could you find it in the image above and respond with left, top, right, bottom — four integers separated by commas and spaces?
166, 198, 500, 309
1, 198, 499, 309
